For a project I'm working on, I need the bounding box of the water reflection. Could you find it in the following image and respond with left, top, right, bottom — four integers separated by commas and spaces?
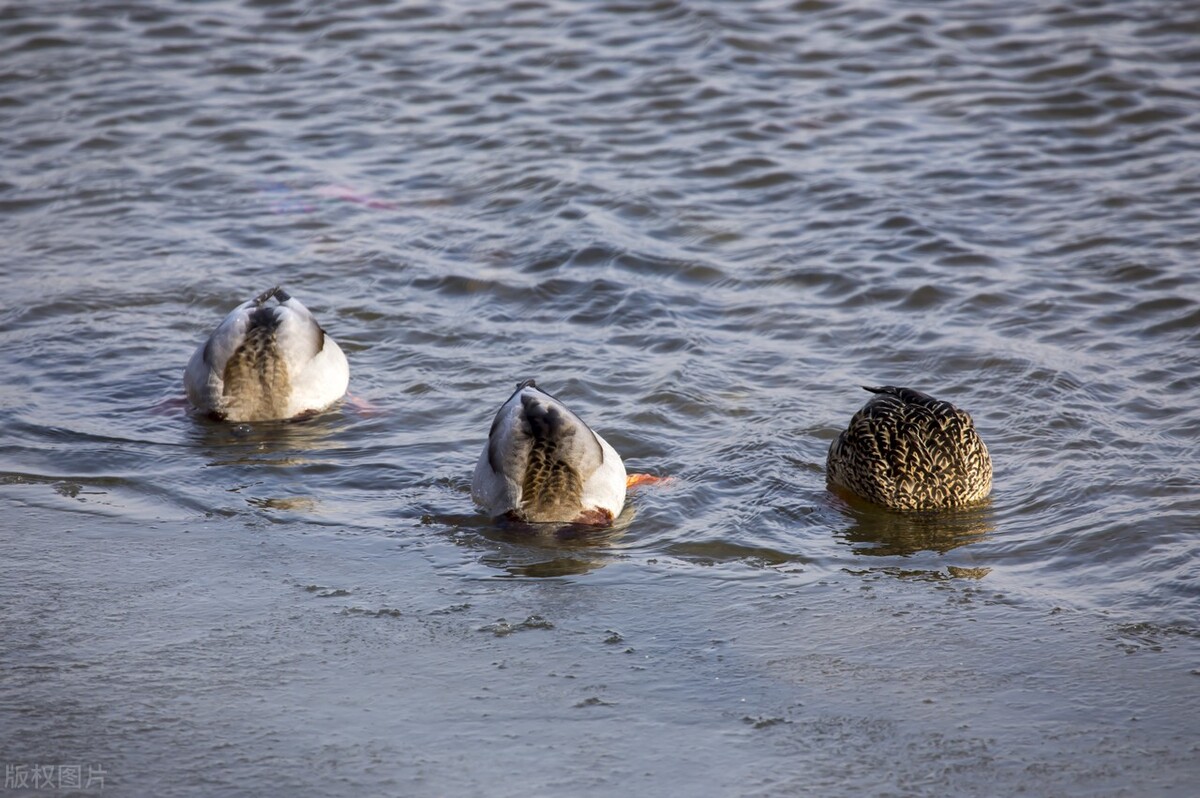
829, 489, 995, 558
245, 495, 319, 513
664, 539, 803, 569
847, 565, 993, 581
185, 408, 349, 467
431, 507, 635, 578
478, 551, 614, 579
180, 408, 356, 519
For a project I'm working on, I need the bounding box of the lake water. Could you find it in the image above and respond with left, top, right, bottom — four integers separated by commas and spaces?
2, 0, 1198, 795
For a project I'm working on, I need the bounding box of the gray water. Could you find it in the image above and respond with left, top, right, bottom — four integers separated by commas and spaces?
2, 0, 1198, 795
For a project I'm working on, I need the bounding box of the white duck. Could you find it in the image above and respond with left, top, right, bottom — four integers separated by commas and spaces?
184, 286, 349, 422
472, 379, 627, 525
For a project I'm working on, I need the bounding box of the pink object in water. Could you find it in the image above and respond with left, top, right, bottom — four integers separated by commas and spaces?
149, 394, 191, 415
344, 393, 385, 416
313, 184, 398, 210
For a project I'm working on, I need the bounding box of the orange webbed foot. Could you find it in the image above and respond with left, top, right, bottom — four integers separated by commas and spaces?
626, 473, 673, 490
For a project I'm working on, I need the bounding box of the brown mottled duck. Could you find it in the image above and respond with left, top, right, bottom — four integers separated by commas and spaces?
827, 386, 992, 511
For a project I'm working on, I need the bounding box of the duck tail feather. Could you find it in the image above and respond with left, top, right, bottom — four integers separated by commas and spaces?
252, 286, 288, 306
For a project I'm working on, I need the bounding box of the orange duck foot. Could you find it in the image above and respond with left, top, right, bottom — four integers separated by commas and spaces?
626, 473, 672, 490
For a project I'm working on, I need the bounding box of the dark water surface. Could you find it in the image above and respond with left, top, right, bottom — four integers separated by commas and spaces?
2, 0, 1198, 795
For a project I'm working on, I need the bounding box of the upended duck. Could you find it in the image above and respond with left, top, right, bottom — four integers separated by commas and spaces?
472, 379, 628, 525
184, 286, 349, 422
826, 386, 992, 511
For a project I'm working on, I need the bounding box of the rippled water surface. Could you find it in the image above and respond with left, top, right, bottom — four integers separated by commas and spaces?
3, 1, 1198, 795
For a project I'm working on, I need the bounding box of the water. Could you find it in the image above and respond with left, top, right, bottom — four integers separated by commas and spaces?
2, 0, 1198, 795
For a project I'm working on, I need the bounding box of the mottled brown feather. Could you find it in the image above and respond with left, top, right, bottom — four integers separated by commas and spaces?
827, 386, 992, 511
518, 396, 589, 520
221, 322, 291, 422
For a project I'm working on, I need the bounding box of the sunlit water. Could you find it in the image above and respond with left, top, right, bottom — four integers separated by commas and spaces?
2, 1, 1198, 795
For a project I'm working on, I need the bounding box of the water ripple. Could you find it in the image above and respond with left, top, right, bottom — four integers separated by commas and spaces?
1, 0, 1197, 628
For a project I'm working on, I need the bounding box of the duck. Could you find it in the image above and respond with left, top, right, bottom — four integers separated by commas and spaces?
826, 386, 992, 511
183, 286, 349, 422
472, 379, 627, 525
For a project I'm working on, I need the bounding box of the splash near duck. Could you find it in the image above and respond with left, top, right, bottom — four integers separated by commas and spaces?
184, 287, 349, 422
826, 386, 992, 512
472, 379, 627, 525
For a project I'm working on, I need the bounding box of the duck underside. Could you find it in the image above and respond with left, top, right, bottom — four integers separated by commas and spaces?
219, 323, 291, 421
511, 391, 611, 524
515, 436, 613, 524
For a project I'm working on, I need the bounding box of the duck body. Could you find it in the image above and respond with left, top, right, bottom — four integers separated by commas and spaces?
184, 287, 349, 422
472, 380, 626, 525
826, 386, 992, 512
